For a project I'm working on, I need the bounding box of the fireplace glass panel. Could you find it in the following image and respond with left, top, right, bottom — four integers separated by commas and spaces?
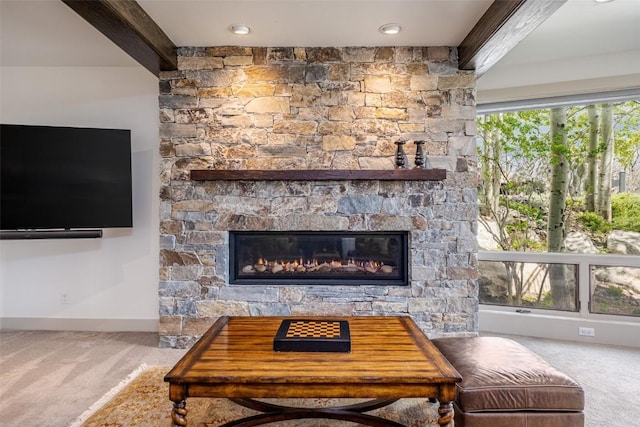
230, 231, 408, 286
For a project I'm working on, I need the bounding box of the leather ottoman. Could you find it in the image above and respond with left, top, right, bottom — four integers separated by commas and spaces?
431, 337, 584, 427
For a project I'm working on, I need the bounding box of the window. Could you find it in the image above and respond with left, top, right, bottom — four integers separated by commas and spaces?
476, 93, 640, 318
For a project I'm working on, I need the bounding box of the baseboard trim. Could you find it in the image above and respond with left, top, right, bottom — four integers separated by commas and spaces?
0, 317, 158, 332
479, 309, 640, 349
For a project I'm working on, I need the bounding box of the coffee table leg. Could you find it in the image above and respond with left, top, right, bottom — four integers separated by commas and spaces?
437, 401, 454, 426
171, 399, 187, 427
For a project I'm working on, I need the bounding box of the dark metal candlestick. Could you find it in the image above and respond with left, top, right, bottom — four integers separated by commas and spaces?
394, 141, 407, 168
414, 140, 425, 168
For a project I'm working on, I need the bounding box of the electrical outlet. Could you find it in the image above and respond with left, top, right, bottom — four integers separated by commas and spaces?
578, 327, 595, 337
60, 293, 70, 305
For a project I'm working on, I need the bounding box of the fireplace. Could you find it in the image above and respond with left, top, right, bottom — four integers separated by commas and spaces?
229, 231, 409, 286
158, 46, 480, 348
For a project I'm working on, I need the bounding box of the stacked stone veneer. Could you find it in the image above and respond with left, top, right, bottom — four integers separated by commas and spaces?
158, 46, 478, 349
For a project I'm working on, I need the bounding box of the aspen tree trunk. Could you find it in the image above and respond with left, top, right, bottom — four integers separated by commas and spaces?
490, 114, 502, 214
598, 103, 614, 221
481, 115, 493, 213
547, 107, 572, 309
480, 114, 501, 215
571, 163, 585, 197
585, 105, 599, 212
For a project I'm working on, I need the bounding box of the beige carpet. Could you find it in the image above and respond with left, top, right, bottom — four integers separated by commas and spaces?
4, 331, 639, 426
73, 365, 441, 427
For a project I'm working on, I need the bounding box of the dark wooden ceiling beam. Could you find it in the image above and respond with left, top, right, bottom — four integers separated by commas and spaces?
458, 0, 566, 76
62, 0, 177, 76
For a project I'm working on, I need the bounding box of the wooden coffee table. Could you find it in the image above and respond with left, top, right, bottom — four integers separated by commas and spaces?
164, 316, 461, 427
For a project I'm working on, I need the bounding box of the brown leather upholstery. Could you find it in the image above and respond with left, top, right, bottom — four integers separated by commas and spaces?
454, 403, 584, 427
432, 337, 584, 427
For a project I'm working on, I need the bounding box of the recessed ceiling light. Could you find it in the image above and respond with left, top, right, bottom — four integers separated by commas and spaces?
379, 23, 401, 35
228, 24, 250, 35
593, 0, 615, 3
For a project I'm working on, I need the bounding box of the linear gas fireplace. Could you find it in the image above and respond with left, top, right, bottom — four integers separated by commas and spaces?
229, 231, 409, 286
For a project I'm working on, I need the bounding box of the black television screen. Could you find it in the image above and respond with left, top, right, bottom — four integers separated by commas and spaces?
0, 124, 133, 231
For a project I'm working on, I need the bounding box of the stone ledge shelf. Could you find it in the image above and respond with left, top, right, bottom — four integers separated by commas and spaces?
190, 169, 447, 181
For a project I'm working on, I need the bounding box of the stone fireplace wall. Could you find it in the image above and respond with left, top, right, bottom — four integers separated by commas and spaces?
158, 46, 478, 348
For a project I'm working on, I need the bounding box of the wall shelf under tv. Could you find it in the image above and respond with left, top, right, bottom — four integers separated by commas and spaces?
0, 230, 103, 240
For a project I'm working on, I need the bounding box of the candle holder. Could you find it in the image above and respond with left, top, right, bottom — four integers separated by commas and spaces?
394, 141, 407, 168
414, 140, 425, 168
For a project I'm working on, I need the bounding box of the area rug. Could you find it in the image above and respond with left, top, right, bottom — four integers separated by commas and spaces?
71, 365, 442, 427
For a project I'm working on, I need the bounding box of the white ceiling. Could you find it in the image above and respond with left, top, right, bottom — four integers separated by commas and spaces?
136, 0, 493, 48
1, 0, 639, 103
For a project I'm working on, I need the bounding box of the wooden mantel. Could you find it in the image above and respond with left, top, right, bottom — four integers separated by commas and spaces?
190, 169, 447, 181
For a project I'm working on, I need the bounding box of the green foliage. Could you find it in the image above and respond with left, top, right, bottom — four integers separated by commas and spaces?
613, 218, 640, 233
611, 193, 640, 232
566, 198, 584, 209
613, 101, 640, 169
478, 101, 639, 185
577, 211, 611, 234
477, 110, 550, 185
503, 220, 545, 251
575, 193, 640, 234
500, 198, 543, 220
606, 286, 624, 298
612, 192, 640, 215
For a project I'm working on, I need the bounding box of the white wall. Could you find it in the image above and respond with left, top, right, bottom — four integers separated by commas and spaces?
0, 66, 160, 331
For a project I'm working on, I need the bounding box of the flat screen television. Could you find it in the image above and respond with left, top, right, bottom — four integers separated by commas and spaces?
0, 124, 133, 235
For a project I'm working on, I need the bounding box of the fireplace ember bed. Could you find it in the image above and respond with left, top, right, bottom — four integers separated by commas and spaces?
229, 231, 409, 286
